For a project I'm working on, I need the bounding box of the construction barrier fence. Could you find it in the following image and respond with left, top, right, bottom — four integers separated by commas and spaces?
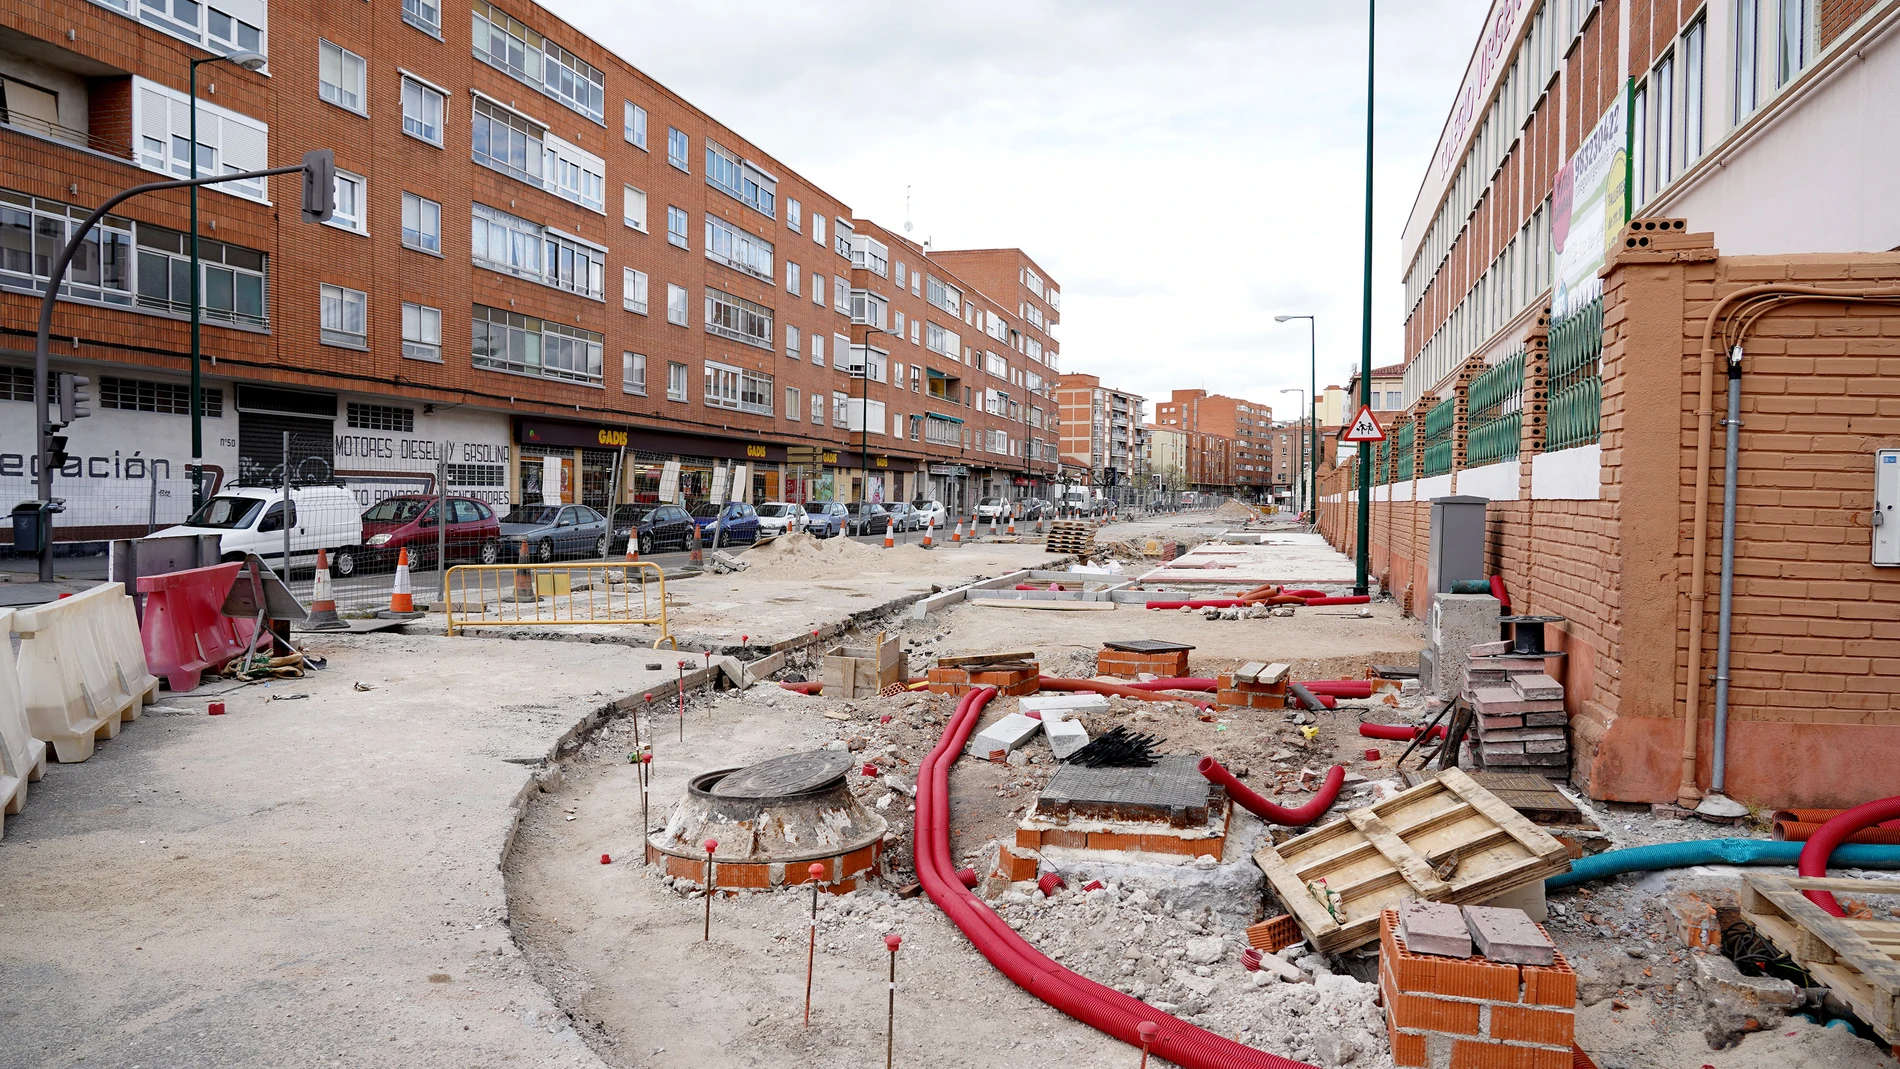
444, 561, 673, 647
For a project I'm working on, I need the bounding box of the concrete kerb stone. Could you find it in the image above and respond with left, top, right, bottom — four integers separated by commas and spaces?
913, 569, 1039, 618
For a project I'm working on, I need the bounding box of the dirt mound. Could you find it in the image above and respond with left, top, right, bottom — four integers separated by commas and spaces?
1211, 500, 1260, 523
740, 531, 887, 580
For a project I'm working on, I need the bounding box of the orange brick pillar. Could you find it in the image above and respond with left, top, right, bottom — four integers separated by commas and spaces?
1380, 910, 1576, 1069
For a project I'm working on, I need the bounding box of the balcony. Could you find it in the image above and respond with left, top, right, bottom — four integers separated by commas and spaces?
0, 31, 136, 162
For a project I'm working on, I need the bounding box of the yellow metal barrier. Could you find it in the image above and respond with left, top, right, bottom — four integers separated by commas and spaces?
443, 561, 675, 648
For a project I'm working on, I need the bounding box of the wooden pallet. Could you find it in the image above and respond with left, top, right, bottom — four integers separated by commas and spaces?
1252, 767, 1572, 953
1740, 874, 1900, 1045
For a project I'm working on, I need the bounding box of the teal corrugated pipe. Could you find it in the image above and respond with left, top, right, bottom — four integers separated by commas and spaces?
1547, 839, 1900, 890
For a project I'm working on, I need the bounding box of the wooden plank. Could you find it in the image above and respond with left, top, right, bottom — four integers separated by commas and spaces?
1346, 808, 1449, 898
1743, 875, 1900, 1042
935, 650, 1037, 668
1767, 875, 1900, 896
1757, 887, 1900, 987
1253, 844, 1340, 943
1437, 768, 1570, 863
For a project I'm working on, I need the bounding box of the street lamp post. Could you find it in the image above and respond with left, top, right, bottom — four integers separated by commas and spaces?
1274, 314, 1317, 522
189, 50, 269, 510
1280, 388, 1305, 519
1356, 1, 1377, 596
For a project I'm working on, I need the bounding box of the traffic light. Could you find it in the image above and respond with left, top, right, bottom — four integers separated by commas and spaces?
57, 372, 91, 425
46, 434, 70, 472
301, 148, 336, 223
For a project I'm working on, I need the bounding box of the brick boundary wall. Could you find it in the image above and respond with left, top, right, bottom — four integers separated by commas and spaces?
1318, 223, 1900, 808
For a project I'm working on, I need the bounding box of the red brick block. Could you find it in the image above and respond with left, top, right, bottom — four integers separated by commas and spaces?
1387, 987, 1482, 1035
714, 861, 772, 889
1381, 911, 1522, 1002
1489, 1005, 1575, 1047
1015, 827, 1043, 849
1520, 956, 1577, 1008
1040, 828, 1087, 849
1449, 1039, 1571, 1069
1086, 831, 1142, 852
997, 846, 1038, 882
839, 842, 878, 877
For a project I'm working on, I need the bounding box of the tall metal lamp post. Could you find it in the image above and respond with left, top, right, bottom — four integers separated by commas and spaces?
188, 49, 270, 510
1355, 1, 1377, 596
1274, 314, 1317, 522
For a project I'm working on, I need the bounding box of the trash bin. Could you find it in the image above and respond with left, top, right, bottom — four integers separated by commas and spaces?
11, 500, 55, 554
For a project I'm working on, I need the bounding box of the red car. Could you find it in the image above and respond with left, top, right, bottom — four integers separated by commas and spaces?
359, 495, 503, 567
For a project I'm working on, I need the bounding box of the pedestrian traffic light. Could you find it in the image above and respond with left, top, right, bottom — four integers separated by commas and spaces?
46, 434, 70, 472
301, 148, 335, 223
57, 372, 91, 425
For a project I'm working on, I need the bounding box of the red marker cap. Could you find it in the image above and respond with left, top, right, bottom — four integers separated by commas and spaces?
808, 862, 827, 880
1138, 1021, 1159, 1043
599, 853, 612, 865
641, 752, 652, 764
884, 933, 901, 952
703, 838, 718, 853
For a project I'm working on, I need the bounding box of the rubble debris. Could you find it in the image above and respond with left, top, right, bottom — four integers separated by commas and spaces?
1692, 950, 1803, 1048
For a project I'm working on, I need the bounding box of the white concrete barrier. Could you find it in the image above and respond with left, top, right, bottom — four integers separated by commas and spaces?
0, 607, 49, 833
13, 584, 142, 762
98, 587, 159, 718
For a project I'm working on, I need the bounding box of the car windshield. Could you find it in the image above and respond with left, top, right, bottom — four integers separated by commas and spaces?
979, 497, 1004, 507
689, 504, 722, 518
757, 504, 790, 517
610, 505, 646, 525
502, 506, 559, 525
362, 498, 427, 523
802, 502, 830, 513
911, 500, 934, 509
186, 495, 266, 530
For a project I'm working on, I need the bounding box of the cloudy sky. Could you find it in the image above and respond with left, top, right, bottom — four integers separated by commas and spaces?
547, 0, 1484, 421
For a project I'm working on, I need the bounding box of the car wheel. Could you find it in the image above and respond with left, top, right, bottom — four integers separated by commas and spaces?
330, 547, 358, 578
714, 528, 727, 549
536, 539, 554, 564
479, 540, 501, 565
638, 533, 655, 556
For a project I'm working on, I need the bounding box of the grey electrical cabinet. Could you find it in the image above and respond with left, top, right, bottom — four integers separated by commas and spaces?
1428, 495, 1489, 598
1876, 448, 1899, 567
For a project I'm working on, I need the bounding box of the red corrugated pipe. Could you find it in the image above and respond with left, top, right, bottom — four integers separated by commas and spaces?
1199, 757, 1344, 827
915, 687, 1316, 1069
1144, 599, 1250, 610
1303, 596, 1371, 607
1125, 678, 1219, 692
1489, 574, 1512, 614
1299, 680, 1374, 698
1359, 722, 1447, 742
1281, 589, 1328, 599
1773, 808, 1900, 843
778, 681, 822, 694
1039, 676, 1214, 711
1798, 796, 1900, 916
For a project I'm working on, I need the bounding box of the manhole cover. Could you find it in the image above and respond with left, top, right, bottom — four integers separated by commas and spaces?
711, 751, 852, 799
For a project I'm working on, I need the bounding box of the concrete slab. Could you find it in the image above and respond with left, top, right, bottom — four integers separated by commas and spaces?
1510, 673, 1564, 700
1462, 904, 1556, 965
1020, 693, 1111, 717
966, 712, 1043, 757
1044, 716, 1090, 760
1399, 898, 1473, 958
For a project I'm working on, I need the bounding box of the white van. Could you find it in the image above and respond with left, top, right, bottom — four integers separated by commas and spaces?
149, 484, 366, 576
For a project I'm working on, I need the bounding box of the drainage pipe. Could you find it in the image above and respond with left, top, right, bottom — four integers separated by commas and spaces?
1125, 678, 1219, 692
1038, 676, 1214, 711
1303, 596, 1371, 607
1298, 680, 1374, 699
1774, 822, 1900, 846
1710, 351, 1744, 796
1287, 682, 1329, 713
1680, 284, 1900, 808
915, 687, 1316, 1069
1143, 599, 1249, 610
1546, 839, 1900, 889
1359, 722, 1447, 742
1198, 757, 1345, 826
1798, 797, 1900, 915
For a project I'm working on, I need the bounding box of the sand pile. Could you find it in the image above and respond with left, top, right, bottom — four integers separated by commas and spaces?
1211, 500, 1261, 523
740, 531, 889, 580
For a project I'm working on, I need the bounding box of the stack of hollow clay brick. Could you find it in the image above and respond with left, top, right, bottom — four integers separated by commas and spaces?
1381, 907, 1576, 1069
1464, 641, 1568, 778
1216, 661, 1289, 710
926, 653, 1041, 697
1094, 642, 1191, 679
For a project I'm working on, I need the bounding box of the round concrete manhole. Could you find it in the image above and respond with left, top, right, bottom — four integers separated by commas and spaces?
710, 751, 850, 799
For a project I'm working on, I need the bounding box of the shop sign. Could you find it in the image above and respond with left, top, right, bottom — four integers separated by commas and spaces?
929, 464, 967, 477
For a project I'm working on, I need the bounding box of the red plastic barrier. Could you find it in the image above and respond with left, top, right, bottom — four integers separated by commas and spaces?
1299, 680, 1375, 699
1799, 796, 1900, 916
1303, 596, 1371, 607
136, 562, 260, 692
1199, 757, 1345, 827
1144, 599, 1248, 610
915, 688, 1315, 1069
1359, 722, 1447, 741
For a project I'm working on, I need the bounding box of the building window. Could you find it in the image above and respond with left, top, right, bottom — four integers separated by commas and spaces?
622, 351, 647, 395
319, 40, 366, 114
812, 214, 824, 248
0, 194, 131, 307
786, 324, 801, 356
1631, 81, 1649, 209
1682, 20, 1705, 164
401, 192, 441, 254
926, 276, 961, 316
812, 274, 825, 307
1734, 0, 1759, 120
1653, 51, 1676, 194
623, 185, 647, 231
348, 401, 415, 432
130, 222, 267, 327
704, 287, 774, 349
811, 393, 824, 423
329, 171, 365, 233
851, 289, 888, 329
471, 97, 543, 186
925, 322, 960, 358
833, 219, 853, 260
471, 0, 604, 122
624, 100, 647, 148
1777, 0, 1811, 87
849, 235, 889, 277
320, 284, 367, 348
99, 376, 222, 417
666, 283, 687, 326
471, 203, 605, 299
667, 206, 688, 248
703, 360, 773, 415
910, 321, 920, 345
401, 77, 444, 145
786, 386, 801, 421
833, 276, 848, 314
667, 126, 688, 170
402, 0, 441, 36
832, 391, 849, 428
543, 133, 605, 213
894, 261, 906, 288
623, 267, 648, 314
134, 80, 270, 200
811, 332, 824, 366
705, 216, 774, 281
472, 304, 604, 384
786, 261, 801, 296
667, 361, 688, 401
402, 302, 442, 361
705, 140, 776, 217
844, 345, 888, 383
787, 198, 802, 232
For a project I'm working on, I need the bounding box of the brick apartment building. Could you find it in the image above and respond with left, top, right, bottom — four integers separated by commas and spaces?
1054, 373, 1142, 488
0, 0, 1059, 542
1153, 389, 1279, 501
1317, 0, 1900, 809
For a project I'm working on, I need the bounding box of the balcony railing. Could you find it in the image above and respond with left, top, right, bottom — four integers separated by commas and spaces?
2, 114, 132, 161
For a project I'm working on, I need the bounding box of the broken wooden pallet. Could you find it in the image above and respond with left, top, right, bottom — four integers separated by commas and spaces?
1251, 767, 1572, 953
1740, 873, 1900, 1046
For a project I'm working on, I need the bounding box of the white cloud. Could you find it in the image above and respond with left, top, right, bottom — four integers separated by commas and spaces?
546, 0, 1483, 417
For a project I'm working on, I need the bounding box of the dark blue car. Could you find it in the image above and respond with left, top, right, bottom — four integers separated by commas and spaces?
690, 501, 760, 547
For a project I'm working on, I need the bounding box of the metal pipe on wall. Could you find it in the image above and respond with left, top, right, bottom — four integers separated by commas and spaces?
1709, 352, 1743, 797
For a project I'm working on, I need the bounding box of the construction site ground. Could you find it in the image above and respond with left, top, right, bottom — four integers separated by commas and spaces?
1, 512, 1893, 1069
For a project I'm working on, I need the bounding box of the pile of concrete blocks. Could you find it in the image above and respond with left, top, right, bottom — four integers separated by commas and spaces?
1464, 640, 1568, 777
1383, 901, 1576, 1069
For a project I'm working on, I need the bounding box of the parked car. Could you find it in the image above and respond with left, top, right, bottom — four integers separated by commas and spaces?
498, 504, 610, 562
152, 484, 365, 577
802, 500, 848, 538
881, 501, 921, 532
974, 497, 1012, 520
607, 503, 697, 556
841, 501, 893, 536
690, 501, 760, 547
910, 498, 948, 529
360, 495, 502, 568
1019, 498, 1050, 521
754, 501, 808, 537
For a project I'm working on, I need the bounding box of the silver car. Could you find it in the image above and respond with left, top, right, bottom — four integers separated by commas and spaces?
910, 498, 948, 529
754, 501, 808, 536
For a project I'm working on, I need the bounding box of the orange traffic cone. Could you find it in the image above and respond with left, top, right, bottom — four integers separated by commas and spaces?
506, 538, 537, 602
1006, 510, 1017, 536
884, 518, 895, 548
378, 547, 424, 618
626, 533, 641, 564
951, 519, 962, 544
921, 516, 935, 550
305, 549, 348, 630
